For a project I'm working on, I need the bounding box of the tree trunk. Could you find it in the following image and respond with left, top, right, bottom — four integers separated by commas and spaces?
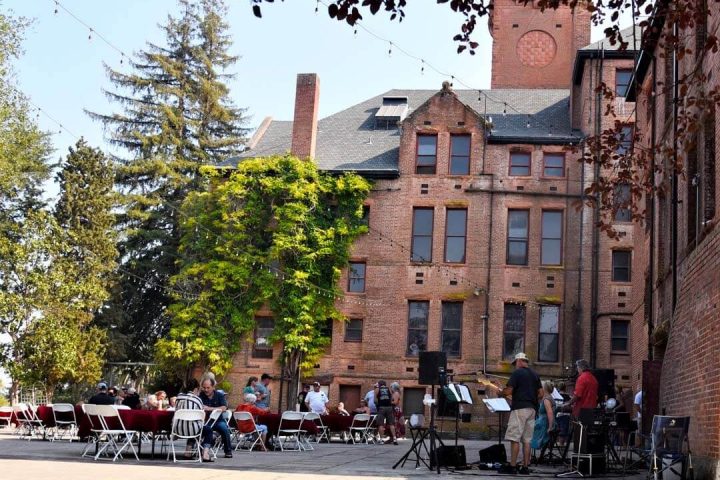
283, 349, 302, 412
10, 379, 19, 405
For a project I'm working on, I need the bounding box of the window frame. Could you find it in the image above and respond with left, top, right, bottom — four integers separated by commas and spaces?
617, 125, 634, 156
406, 300, 430, 357
615, 69, 633, 97
344, 318, 363, 342
503, 303, 526, 361
444, 208, 467, 263
611, 250, 632, 283
541, 210, 563, 266
509, 151, 532, 177
411, 207, 434, 263
538, 304, 560, 363
415, 134, 438, 175
361, 205, 370, 227
542, 152, 565, 178
441, 301, 463, 358
506, 209, 530, 266
614, 183, 632, 223
610, 319, 630, 354
347, 261, 366, 293
449, 134, 471, 175
252, 317, 275, 359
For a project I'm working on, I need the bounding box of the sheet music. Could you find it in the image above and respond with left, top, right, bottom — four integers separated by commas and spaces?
551, 388, 564, 401
457, 384, 473, 404
446, 383, 461, 402
483, 398, 511, 412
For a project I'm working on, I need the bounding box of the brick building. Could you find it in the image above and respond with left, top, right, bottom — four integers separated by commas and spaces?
627, 2, 720, 476
220, 1, 642, 421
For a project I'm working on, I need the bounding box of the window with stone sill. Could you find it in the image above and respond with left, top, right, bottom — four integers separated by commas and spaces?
503, 303, 526, 361
441, 302, 463, 358
611, 319, 630, 353
252, 317, 274, 359
509, 152, 531, 176
416, 135, 437, 174
450, 135, 471, 175
406, 300, 429, 356
348, 261, 366, 293
345, 318, 363, 342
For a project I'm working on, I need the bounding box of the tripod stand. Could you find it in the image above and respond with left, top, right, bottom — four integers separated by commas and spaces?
393, 383, 444, 474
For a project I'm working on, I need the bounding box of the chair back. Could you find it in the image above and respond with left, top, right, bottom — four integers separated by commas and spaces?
171, 409, 205, 438
303, 411, 325, 427
52, 403, 77, 424
351, 413, 371, 428
650, 416, 690, 455
83, 404, 104, 432
204, 408, 222, 428
233, 410, 259, 432
13, 404, 32, 422
94, 404, 129, 431
278, 410, 305, 432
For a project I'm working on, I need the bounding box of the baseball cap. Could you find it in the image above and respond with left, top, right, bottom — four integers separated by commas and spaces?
512, 352, 530, 365
312, 381, 321, 387
97, 382, 108, 390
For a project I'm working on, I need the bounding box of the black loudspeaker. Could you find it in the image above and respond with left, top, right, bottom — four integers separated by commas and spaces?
592, 368, 616, 399
418, 351, 447, 385
479, 444, 507, 464
433, 445, 467, 468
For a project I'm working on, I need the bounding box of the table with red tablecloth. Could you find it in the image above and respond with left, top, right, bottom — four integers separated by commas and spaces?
77, 408, 173, 439
36, 405, 85, 428
255, 413, 318, 436
320, 414, 354, 433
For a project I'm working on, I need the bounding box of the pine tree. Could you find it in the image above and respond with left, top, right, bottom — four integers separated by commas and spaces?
88, 0, 249, 361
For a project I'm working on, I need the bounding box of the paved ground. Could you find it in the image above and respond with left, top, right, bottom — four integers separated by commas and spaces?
0, 428, 646, 480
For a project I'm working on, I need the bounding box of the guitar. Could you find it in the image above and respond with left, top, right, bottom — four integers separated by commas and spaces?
476, 373, 506, 393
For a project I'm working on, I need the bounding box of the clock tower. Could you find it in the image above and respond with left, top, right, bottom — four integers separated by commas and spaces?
489, 0, 591, 89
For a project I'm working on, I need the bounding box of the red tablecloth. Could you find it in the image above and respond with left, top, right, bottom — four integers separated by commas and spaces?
320, 414, 354, 432
77, 408, 173, 438
36, 405, 85, 428
256, 413, 318, 435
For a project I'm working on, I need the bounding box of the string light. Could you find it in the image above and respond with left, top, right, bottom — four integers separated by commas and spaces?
388, 41, 393, 56
502, 103, 507, 116
420, 59, 425, 75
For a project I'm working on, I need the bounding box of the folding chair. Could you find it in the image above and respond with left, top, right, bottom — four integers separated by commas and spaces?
648, 416, 692, 480
51, 403, 78, 442
81, 404, 102, 458
232, 411, 267, 452
303, 412, 330, 444
167, 409, 204, 463
277, 411, 307, 451
0, 406, 12, 428
92, 404, 139, 461
203, 408, 223, 459
13, 403, 45, 440
347, 413, 371, 444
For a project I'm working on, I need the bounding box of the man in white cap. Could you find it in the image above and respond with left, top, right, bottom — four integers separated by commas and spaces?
88, 382, 115, 405
493, 353, 542, 474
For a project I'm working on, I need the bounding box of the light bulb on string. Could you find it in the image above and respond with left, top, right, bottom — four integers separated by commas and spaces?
503, 103, 507, 116
450, 75, 454, 87
88, 28, 93, 41
315, 0, 319, 13
526, 116, 531, 128
388, 41, 393, 57
421, 60, 425, 75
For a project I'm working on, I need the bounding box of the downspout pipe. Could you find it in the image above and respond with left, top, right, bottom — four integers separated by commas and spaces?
671, 20, 679, 312
648, 55, 657, 361
482, 118, 493, 375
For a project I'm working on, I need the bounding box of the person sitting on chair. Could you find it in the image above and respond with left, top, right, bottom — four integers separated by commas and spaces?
353, 399, 370, 415
88, 382, 115, 405
235, 393, 269, 450
531, 381, 556, 451
200, 378, 233, 460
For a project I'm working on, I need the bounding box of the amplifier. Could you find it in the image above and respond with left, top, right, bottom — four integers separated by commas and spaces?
433, 445, 467, 468
479, 444, 507, 464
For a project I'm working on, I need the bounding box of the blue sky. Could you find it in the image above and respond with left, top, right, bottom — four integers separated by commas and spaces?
5, 0, 625, 162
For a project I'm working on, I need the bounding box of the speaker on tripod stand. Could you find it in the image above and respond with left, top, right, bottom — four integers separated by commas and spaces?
418, 351, 447, 385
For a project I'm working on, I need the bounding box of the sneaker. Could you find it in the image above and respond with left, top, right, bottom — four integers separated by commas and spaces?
224, 452, 233, 458
393, 440, 398, 445
498, 464, 517, 475
517, 465, 530, 475
378, 440, 385, 445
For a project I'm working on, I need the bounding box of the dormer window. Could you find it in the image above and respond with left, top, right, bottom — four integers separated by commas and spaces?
375, 96, 408, 129
416, 135, 437, 174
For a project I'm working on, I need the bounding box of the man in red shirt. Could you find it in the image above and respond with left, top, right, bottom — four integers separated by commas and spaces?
568, 359, 599, 418
235, 393, 269, 449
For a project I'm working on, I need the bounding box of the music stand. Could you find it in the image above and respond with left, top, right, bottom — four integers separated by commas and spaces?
482, 398, 510, 444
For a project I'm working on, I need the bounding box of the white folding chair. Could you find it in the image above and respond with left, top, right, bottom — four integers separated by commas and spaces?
80, 404, 103, 458
277, 411, 307, 451
13, 403, 44, 440
167, 409, 204, 463
93, 404, 139, 461
232, 411, 267, 452
0, 406, 13, 428
204, 408, 223, 459
114, 405, 131, 410
347, 413, 371, 444
51, 403, 78, 442
303, 412, 330, 444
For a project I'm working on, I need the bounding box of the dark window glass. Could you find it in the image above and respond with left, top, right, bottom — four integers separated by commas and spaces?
345, 319, 363, 342
252, 317, 274, 358
348, 262, 366, 292
614, 184, 632, 222
416, 135, 437, 174
445, 209, 467, 263
411, 208, 434, 262
503, 304, 526, 361
510, 152, 531, 176
361, 205, 370, 226
541, 211, 563, 265
407, 301, 429, 356
507, 210, 529, 265
612, 250, 632, 282
543, 153, 565, 177
617, 125, 633, 155
615, 69, 633, 97
611, 319, 629, 352
538, 305, 559, 362
450, 135, 471, 175
441, 302, 463, 357
703, 110, 716, 221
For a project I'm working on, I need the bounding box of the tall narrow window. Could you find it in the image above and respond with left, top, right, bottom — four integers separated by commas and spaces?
441, 302, 463, 358
416, 135, 437, 174
541, 211, 563, 265
361, 205, 370, 226
687, 145, 698, 246
445, 209, 467, 263
538, 305, 559, 362
411, 208, 434, 262
345, 319, 363, 342
348, 262, 366, 293
612, 250, 632, 282
509, 152, 531, 176
615, 69, 633, 97
543, 153, 565, 177
617, 125, 633, 155
703, 110, 716, 221
503, 304, 526, 360
407, 301, 429, 356
252, 318, 274, 359
611, 319, 630, 353
507, 209, 529, 265
614, 184, 632, 222
450, 135, 471, 175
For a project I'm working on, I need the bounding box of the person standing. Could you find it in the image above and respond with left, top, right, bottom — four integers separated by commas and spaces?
374, 380, 397, 445
255, 373, 272, 409
567, 359, 599, 418
489, 352, 542, 475
297, 384, 310, 412
304, 382, 329, 414
390, 382, 405, 440
364, 384, 377, 414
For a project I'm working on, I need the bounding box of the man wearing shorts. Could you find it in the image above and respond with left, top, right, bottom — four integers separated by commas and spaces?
374, 380, 397, 445
500, 352, 542, 474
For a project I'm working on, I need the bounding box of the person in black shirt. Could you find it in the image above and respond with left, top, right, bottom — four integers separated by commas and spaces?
88, 382, 115, 405
297, 384, 310, 412
122, 387, 142, 409
374, 380, 397, 445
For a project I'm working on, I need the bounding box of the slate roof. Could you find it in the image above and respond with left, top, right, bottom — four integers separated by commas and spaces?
581, 25, 643, 51
219, 88, 582, 176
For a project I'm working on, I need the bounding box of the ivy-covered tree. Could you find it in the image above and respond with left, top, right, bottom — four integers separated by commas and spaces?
88, 0, 249, 361
156, 155, 370, 404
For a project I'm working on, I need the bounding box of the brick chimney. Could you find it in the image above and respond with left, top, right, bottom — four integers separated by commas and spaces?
291, 73, 320, 159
